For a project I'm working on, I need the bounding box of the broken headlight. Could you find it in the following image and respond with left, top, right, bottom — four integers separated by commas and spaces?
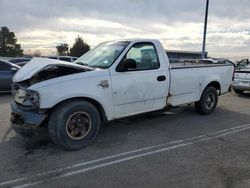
27, 90, 40, 108
14, 88, 40, 108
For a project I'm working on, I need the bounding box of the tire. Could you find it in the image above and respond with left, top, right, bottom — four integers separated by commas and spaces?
48, 100, 100, 150
233, 89, 244, 94
195, 86, 218, 115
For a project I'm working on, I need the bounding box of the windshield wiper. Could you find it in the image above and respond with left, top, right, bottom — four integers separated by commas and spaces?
75, 62, 90, 67
76, 62, 103, 69
75, 62, 98, 70
90, 65, 104, 69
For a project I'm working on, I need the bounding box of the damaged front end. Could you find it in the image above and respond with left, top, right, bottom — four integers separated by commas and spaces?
12, 83, 40, 109
10, 58, 92, 137
10, 82, 48, 137
10, 101, 48, 137
27, 65, 88, 85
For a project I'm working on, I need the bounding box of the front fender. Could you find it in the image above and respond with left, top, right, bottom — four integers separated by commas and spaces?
30, 76, 113, 120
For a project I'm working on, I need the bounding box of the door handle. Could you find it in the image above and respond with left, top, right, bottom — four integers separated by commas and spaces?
157, 75, 166, 82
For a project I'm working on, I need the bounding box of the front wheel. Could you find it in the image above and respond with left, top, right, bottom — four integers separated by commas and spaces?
48, 100, 100, 150
195, 86, 218, 115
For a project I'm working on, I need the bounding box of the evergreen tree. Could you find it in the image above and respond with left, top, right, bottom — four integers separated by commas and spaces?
70, 36, 90, 57
0, 26, 23, 57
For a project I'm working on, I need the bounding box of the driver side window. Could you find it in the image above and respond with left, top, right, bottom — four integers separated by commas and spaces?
118, 43, 160, 71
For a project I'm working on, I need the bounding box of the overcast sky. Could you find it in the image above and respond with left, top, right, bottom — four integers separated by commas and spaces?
1, 0, 250, 57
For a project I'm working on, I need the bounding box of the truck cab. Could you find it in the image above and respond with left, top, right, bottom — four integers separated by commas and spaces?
10, 39, 234, 150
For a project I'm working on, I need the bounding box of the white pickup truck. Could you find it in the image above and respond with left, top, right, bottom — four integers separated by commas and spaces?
10, 39, 234, 150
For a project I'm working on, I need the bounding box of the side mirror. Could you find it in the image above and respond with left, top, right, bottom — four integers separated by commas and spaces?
117, 59, 137, 72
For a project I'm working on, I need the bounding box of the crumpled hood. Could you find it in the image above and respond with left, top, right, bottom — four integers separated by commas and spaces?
13, 57, 92, 82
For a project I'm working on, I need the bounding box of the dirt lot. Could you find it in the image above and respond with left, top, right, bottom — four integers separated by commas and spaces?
0, 92, 250, 188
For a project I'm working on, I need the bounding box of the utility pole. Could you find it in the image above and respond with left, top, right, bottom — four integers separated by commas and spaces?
202, 0, 209, 59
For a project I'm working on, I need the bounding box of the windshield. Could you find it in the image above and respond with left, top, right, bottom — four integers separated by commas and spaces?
75, 41, 130, 69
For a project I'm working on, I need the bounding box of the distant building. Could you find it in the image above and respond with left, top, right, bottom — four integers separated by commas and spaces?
166, 50, 208, 63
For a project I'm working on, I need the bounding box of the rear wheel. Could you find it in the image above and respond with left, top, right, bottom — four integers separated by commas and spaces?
233, 89, 244, 94
48, 100, 100, 150
195, 86, 218, 115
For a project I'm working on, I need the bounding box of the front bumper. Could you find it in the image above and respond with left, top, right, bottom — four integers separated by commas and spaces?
10, 101, 48, 137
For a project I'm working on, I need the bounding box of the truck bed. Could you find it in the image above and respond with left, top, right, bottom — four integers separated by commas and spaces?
170, 61, 232, 69
168, 61, 233, 107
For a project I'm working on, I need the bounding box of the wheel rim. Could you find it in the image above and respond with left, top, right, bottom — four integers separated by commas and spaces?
65, 111, 92, 140
205, 93, 216, 110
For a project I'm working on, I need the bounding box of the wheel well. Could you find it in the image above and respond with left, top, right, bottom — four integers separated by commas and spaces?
50, 97, 108, 123
206, 81, 221, 94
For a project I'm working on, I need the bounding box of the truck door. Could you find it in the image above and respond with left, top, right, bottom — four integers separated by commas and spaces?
110, 42, 169, 118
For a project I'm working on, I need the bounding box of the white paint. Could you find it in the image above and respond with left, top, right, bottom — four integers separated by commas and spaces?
233, 69, 250, 91
110, 40, 169, 118
168, 65, 234, 106
1, 123, 250, 188
13, 39, 233, 121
